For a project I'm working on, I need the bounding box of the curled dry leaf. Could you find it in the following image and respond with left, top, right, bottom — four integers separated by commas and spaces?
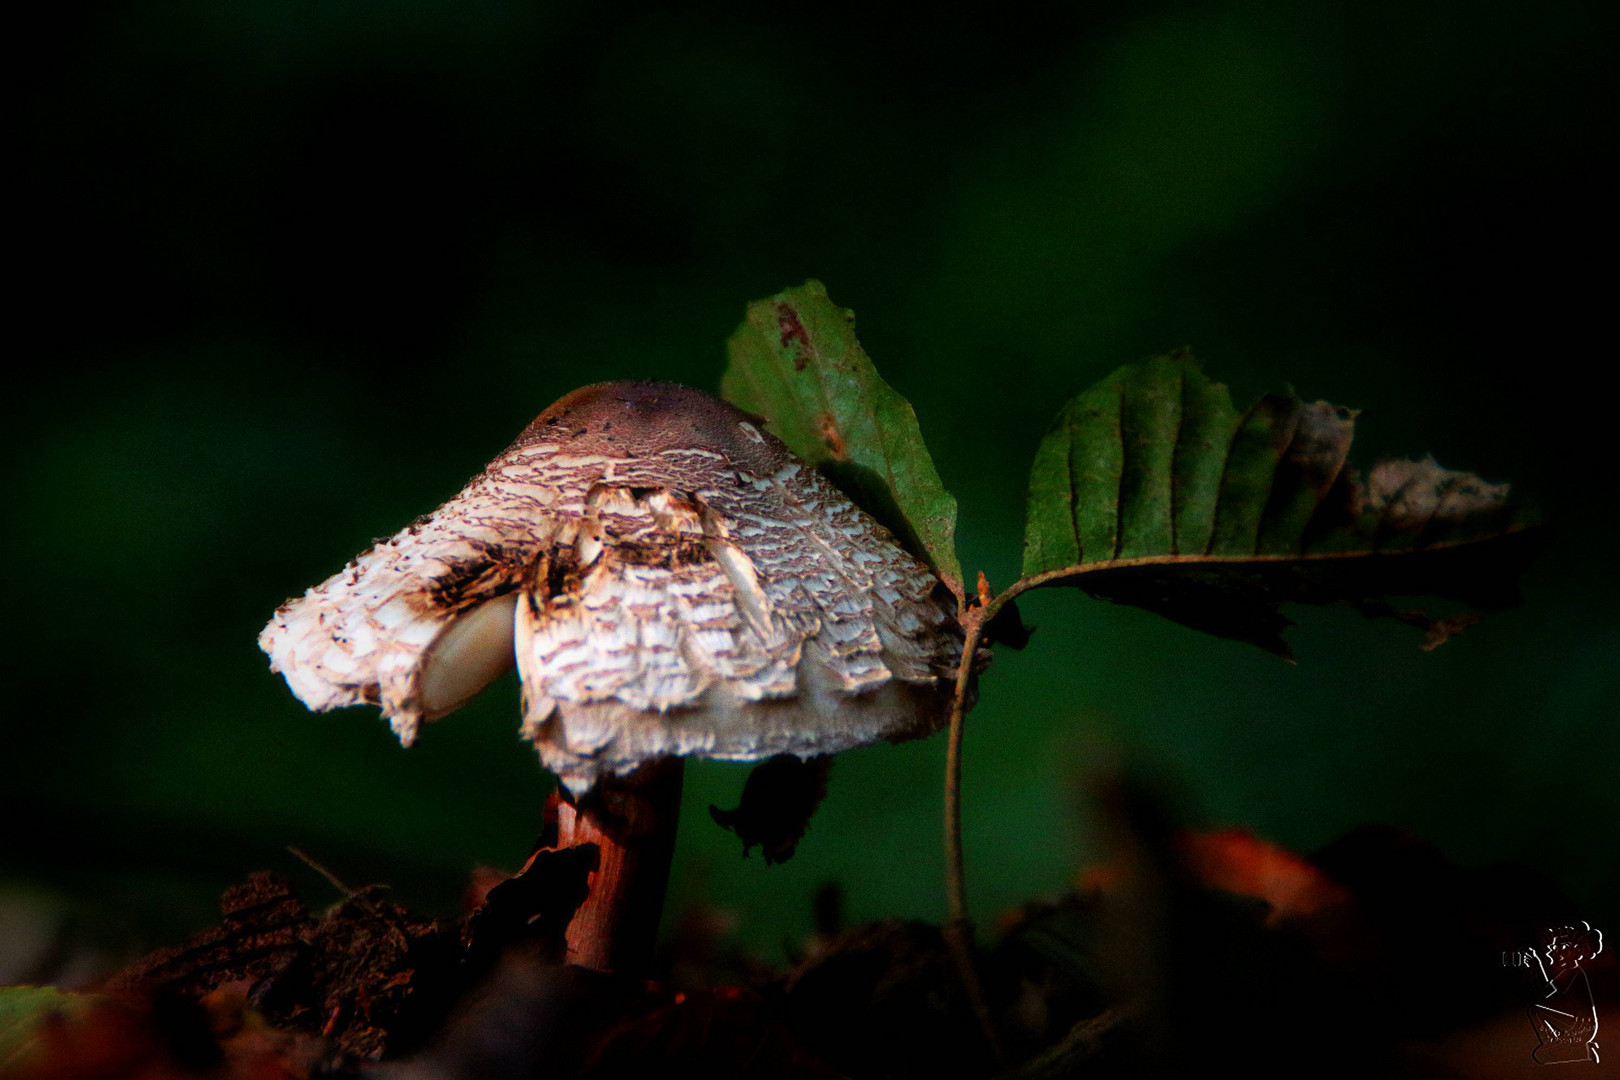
1019, 351, 1539, 656
460, 843, 600, 970
261, 381, 964, 793
708, 754, 833, 865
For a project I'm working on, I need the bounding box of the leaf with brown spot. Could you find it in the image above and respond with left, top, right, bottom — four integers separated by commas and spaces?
722, 280, 965, 599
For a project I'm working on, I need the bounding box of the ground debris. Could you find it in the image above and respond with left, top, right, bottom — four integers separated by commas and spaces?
102, 873, 312, 1002
98, 872, 457, 1067
38, 809, 1606, 1080
782, 919, 996, 1079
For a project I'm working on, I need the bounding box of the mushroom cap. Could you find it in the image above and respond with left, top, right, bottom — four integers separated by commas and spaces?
260, 381, 964, 793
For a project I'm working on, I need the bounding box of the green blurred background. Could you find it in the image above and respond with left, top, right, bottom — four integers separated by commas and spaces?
8, 0, 1615, 975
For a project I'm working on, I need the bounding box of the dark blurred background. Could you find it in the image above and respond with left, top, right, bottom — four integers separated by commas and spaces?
7, 0, 1615, 978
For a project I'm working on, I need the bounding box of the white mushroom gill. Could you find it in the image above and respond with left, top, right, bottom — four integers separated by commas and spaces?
260, 381, 965, 794
419, 594, 519, 719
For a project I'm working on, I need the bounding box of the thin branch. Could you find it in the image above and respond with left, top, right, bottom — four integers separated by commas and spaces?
287, 846, 357, 899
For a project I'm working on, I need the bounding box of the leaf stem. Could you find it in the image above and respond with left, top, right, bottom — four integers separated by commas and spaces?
941, 576, 1045, 1063
943, 611, 982, 932
942, 604, 1002, 1064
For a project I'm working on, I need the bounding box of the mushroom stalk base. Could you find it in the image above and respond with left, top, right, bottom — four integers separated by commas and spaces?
546, 757, 685, 974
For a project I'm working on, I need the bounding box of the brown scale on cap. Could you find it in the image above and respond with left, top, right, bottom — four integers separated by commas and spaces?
261, 380, 964, 795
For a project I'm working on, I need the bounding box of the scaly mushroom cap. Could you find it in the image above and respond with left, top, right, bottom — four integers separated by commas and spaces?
260, 381, 964, 793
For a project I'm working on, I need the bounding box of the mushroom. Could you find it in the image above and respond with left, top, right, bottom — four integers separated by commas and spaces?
261, 381, 965, 970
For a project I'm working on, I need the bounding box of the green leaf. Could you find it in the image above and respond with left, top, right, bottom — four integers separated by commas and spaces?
0, 986, 93, 1072
721, 280, 964, 599
1019, 351, 1539, 657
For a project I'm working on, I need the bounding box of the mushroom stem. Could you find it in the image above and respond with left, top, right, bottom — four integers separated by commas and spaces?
546, 757, 685, 974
